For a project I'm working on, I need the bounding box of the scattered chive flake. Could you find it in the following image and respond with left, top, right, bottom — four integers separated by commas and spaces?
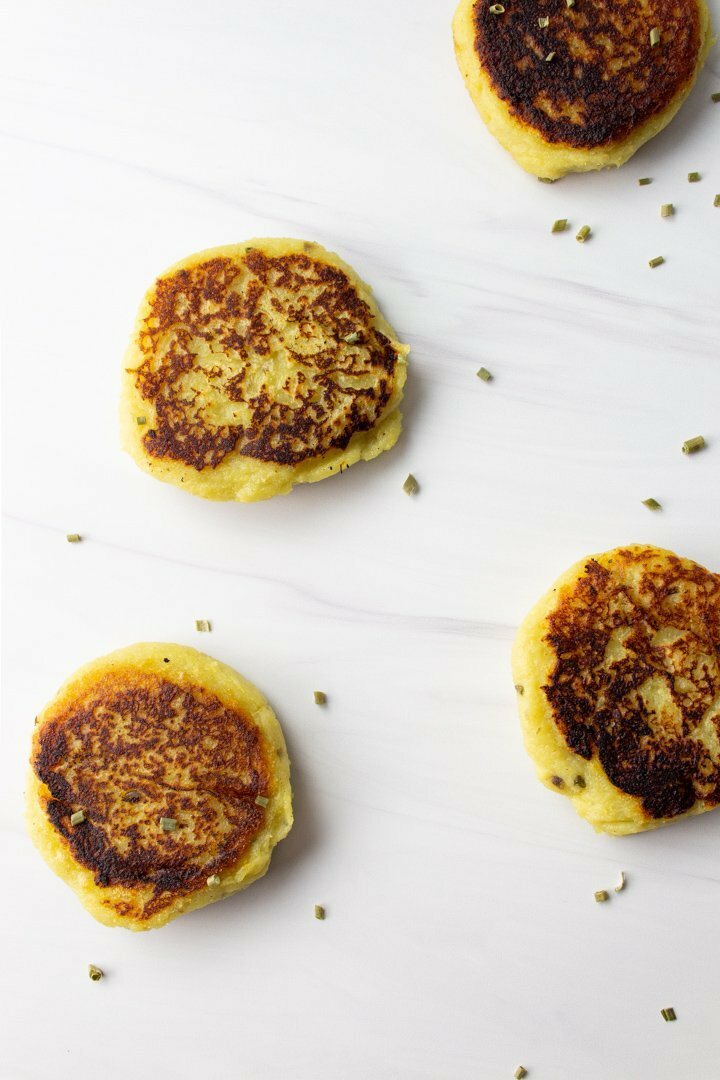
195, 619, 211, 632
314, 690, 327, 705
476, 366, 493, 381
551, 218, 568, 233
661, 1007, 677, 1022
66, 533, 82, 543
712, 92, 720, 102
314, 904, 326, 920
594, 890, 609, 903
637, 177, 652, 186
682, 435, 705, 455
70, 810, 86, 826
660, 203, 674, 217
714, 195, 720, 207
614, 871, 626, 893
545, 51, 556, 61
538, 177, 556, 183
649, 27, 660, 46
403, 473, 419, 495
515, 1069, 528, 1080
488, 3, 505, 12
538, 16, 549, 27
648, 256, 665, 268
344, 332, 361, 345
255, 795, 269, 808
642, 497, 662, 511
207, 874, 221, 886
136, 416, 147, 425
160, 817, 177, 832
88, 965, 104, 982
688, 171, 701, 182
566, 0, 575, 6
576, 225, 591, 243
514, 684, 524, 695
574, 775, 586, 788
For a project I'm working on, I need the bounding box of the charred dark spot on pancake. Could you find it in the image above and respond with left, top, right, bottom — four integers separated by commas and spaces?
33, 671, 273, 920
472, 0, 703, 147
543, 549, 720, 820
132, 252, 400, 471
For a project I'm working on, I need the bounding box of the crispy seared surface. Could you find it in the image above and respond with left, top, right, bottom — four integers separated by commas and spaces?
512, 547, 720, 834
27, 644, 292, 929
471, 0, 704, 147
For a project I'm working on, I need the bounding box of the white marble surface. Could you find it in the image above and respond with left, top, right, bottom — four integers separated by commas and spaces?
2, 2, 720, 1077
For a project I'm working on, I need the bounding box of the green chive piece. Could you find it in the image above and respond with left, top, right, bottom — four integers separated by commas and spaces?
648, 256, 665, 268
537, 177, 557, 183
574, 775, 586, 788
637, 177, 652, 186
515, 1069, 528, 1080
660, 203, 674, 217
594, 890, 609, 903
688, 171, 701, 182
489, 3, 505, 12
403, 473, 419, 495
614, 871, 626, 893
70, 810, 86, 826
314, 690, 327, 705
476, 367, 493, 381
255, 795, 269, 808
314, 904, 326, 920
545, 51, 556, 61
514, 684, 524, 695
160, 817, 177, 831
566, 0, 575, 6
136, 416, 147, 425
576, 225, 591, 242
207, 874, 221, 887
195, 619, 211, 632
551, 218, 568, 233
649, 27, 660, 46
88, 965, 104, 982
642, 498, 662, 511
714, 194, 720, 207
712, 92, 720, 102
538, 16, 549, 27
661, 1007, 677, 1022
344, 332, 361, 345
66, 533, 82, 543
682, 436, 706, 455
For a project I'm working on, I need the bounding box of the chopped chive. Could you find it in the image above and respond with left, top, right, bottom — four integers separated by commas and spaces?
136, 416, 147, 425
313, 690, 327, 705
649, 27, 660, 46
688, 171, 701, 182
642, 497, 662, 511
488, 3, 505, 12
403, 473, 419, 495
661, 1007, 677, 1022
195, 619, 211, 632
576, 225, 591, 242
514, 684, 524, 695
714, 195, 720, 207
314, 904, 326, 920
255, 795, 269, 808
207, 874, 221, 887
66, 534, 82, 543
476, 366, 493, 381
712, 92, 720, 102
637, 177, 652, 186
551, 218, 568, 233
70, 810, 86, 826
682, 436, 705, 454
648, 256, 665, 268
538, 16, 549, 27
660, 203, 674, 217
545, 51, 556, 61
344, 332, 361, 345
88, 965, 104, 982
573, 775, 586, 788
515, 1069, 528, 1080
594, 890, 609, 903
566, 0, 575, 6
160, 817, 177, 831
537, 177, 557, 183
614, 871, 626, 893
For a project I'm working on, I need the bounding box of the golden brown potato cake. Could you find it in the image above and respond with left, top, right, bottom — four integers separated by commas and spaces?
121, 239, 409, 501
512, 546, 720, 834
453, 0, 713, 178
26, 644, 292, 930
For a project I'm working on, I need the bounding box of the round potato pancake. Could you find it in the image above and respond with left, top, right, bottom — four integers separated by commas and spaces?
512, 546, 720, 835
121, 239, 409, 502
453, 0, 713, 179
26, 644, 292, 930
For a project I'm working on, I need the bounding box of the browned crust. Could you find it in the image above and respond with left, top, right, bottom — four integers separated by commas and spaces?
542, 548, 720, 821
471, 0, 704, 147
32, 671, 273, 920
131, 251, 400, 471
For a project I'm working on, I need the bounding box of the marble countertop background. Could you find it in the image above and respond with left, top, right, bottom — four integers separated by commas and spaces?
1, 2, 719, 1078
